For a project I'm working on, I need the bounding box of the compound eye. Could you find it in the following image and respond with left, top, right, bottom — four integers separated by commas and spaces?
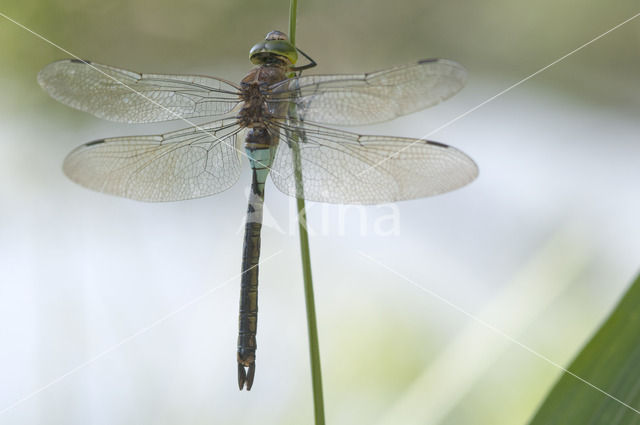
265, 30, 288, 41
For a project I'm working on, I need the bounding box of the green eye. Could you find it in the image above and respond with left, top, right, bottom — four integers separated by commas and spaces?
249, 38, 298, 65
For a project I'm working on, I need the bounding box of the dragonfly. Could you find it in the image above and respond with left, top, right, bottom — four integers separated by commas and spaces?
38, 30, 478, 391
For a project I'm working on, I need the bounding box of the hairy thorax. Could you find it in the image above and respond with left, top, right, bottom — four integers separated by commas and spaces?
238, 64, 289, 129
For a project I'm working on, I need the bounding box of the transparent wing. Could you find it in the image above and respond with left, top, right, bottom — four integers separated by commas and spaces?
267, 59, 466, 126
39, 60, 242, 123
63, 119, 244, 202
268, 119, 477, 204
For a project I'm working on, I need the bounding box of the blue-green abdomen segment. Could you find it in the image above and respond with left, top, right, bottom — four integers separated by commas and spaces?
237, 141, 276, 391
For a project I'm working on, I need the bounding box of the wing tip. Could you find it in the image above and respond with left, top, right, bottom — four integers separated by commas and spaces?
37, 59, 93, 92
426, 139, 480, 183
417, 57, 467, 78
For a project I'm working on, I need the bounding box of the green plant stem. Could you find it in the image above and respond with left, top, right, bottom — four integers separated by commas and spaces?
296, 197, 325, 425
288, 0, 297, 46
288, 1, 325, 424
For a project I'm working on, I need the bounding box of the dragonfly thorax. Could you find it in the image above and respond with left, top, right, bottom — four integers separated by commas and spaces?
238, 84, 269, 128
238, 65, 289, 128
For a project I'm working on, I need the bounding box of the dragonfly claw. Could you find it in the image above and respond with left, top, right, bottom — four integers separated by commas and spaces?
238, 362, 256, 390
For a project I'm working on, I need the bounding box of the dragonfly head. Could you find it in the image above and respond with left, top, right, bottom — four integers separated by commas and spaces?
249, 31, 298, 66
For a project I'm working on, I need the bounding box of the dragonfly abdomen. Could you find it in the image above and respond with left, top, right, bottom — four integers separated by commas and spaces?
237, 208, 261, 390
237, 133, 277, 390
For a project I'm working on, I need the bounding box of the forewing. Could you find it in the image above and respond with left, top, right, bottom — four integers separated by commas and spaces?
269, 120, 477, 204
63, 119, 244, 201
268, 59, 466, 126
39, 60, 242, 123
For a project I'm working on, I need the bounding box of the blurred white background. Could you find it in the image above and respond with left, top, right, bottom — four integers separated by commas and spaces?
1, 1, 639, 424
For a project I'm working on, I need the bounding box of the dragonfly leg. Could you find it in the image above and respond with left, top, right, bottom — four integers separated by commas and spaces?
289, 47, 317, 72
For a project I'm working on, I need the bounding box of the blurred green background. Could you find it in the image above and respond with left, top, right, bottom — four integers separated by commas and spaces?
1, 1, 639, 424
